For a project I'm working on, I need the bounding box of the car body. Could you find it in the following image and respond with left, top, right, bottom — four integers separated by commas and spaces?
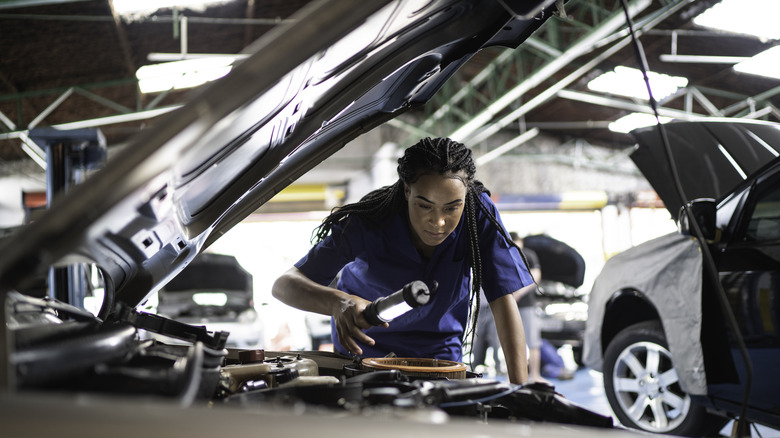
536, 280, 588, 365
523, 233, 588, 365
155, 253, 264, 349
583, 119, 780, 436
0, 0, 637, 435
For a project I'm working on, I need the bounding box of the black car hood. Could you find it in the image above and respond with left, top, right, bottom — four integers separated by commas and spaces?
523, 234, 585, 288
630, 119, 780, 218
0, 0, 556, 312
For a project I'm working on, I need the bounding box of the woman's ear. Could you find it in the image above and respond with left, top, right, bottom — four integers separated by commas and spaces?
404, 184, 410, 200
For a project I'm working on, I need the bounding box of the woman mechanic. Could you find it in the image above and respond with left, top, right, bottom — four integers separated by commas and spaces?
272, 137, 534, 384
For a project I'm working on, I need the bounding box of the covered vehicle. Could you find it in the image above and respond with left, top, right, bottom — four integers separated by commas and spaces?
583, 119, 780, 436
0, 0, 629, 436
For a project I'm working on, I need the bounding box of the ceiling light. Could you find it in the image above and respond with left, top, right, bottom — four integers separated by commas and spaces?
608, 113, 672, 134
734, 46, 780, 80
112, 0, 231, 15
588, 66, 688, 101
136, 57, 236, 93
693, 0, 780, 41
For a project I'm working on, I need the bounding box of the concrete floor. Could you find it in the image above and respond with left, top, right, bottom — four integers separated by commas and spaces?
552, 366, 614, 420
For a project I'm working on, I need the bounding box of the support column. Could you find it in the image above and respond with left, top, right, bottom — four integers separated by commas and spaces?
30, 127, 106, 307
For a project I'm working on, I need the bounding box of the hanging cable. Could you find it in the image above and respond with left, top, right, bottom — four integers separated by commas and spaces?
618, 1, 754, 437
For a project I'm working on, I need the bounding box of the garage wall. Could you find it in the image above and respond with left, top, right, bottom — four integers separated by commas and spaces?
329, 127, 653, 204
0, 173, 45, 228
476, 133, 651, 195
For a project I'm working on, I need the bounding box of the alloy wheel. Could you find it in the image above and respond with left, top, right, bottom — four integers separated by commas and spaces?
611, 340, 691, 433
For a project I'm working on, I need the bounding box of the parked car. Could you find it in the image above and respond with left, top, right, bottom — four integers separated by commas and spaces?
583, 119, 780, 436
0, 1, 635, 436
155, 253, 264, 349
523, 234, 588, 366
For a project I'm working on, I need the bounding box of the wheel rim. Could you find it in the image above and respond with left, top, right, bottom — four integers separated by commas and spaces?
611, 341, 691, 433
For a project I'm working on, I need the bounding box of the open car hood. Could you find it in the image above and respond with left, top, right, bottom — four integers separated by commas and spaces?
630, 119, 780, 218
523, 234, 585, 288
0, 0, 557, 312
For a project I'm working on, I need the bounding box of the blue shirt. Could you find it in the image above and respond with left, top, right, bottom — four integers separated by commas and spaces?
295, 192, 532, 361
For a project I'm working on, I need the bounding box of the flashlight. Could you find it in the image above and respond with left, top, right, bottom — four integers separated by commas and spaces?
363, 280, 437, 326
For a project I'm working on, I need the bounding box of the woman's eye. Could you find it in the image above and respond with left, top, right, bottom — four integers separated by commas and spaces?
418, 204, 432, 210
446, 205, 462, 213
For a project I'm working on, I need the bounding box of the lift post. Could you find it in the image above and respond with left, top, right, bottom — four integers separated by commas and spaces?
29, 127, 106, 307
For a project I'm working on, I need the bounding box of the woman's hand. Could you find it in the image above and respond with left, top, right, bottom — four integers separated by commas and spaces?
272, 268, 389, 356
331, 294, 388, 355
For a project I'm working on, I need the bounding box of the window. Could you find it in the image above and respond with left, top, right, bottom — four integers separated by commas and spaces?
742, 179, 780, 242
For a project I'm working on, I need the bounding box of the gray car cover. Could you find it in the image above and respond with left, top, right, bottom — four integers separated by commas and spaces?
583, 232, 707, 396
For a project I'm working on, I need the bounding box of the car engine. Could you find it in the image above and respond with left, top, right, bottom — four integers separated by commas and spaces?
3, 291, 613, 430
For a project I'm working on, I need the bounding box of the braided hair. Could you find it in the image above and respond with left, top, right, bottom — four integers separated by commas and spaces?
312, 137, 521, 359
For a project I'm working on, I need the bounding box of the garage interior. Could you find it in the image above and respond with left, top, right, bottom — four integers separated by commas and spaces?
2, 0, 778, 215
1, 0, 779, 436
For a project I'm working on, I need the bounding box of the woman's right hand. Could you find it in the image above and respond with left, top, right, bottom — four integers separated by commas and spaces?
272, 268, 388, 356
331, 294, 387, 355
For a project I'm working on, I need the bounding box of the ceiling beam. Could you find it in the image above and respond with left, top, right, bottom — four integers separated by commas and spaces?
454, 0, 688, 146
0, 0, 91, 9
449, 0, 653, 143
108, 0, 138, 84
0, 109, 15, 130
721, 84, 780, 117
475, 128, 539, 166
418, 48, 517, 133
244, 0, 256, 46
557, 89, 705, 120
386, 118, 436, 140
0, 67, 44, 128
28, 88, 73, 129
0, 105, 181, 141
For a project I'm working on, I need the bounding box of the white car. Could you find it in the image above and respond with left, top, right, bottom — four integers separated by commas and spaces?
584, 120, 780, 436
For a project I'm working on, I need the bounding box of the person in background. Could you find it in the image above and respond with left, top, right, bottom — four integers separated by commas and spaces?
540, 338, 574, 380
272, 137, 534, 384
511, 232, 546, 383
472, 288, 503, 376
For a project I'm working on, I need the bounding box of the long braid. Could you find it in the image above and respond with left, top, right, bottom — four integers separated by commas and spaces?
463, 188, 483, 360
473, 192, 536, 280
312, 182, 403, 243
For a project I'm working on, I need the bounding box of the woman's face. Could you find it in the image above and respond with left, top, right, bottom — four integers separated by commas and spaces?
405, 171, 467, 258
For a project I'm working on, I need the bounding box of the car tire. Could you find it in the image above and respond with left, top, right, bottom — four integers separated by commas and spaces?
603, 320, 727, 437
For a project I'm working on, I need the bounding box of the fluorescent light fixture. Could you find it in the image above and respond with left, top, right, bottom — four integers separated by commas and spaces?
734, 46, 780, 80
136, 57, 236, 93
148, 52, 250, 62
608, 112, 672, 134
588, 66, 688, 101
112, 0, 231, 15
693, 0, 780, 41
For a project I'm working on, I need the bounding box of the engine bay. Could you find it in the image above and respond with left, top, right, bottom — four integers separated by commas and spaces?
3, 291, 613, 430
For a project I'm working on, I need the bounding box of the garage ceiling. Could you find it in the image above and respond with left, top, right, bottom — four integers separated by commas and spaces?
1, 0, 779, 183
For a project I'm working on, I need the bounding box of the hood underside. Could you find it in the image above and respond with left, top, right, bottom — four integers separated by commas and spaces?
630, 119, 780, 218
0, 0, 556, 313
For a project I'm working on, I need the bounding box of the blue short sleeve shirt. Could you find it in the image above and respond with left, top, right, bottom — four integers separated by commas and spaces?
294, 192, 532, 361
